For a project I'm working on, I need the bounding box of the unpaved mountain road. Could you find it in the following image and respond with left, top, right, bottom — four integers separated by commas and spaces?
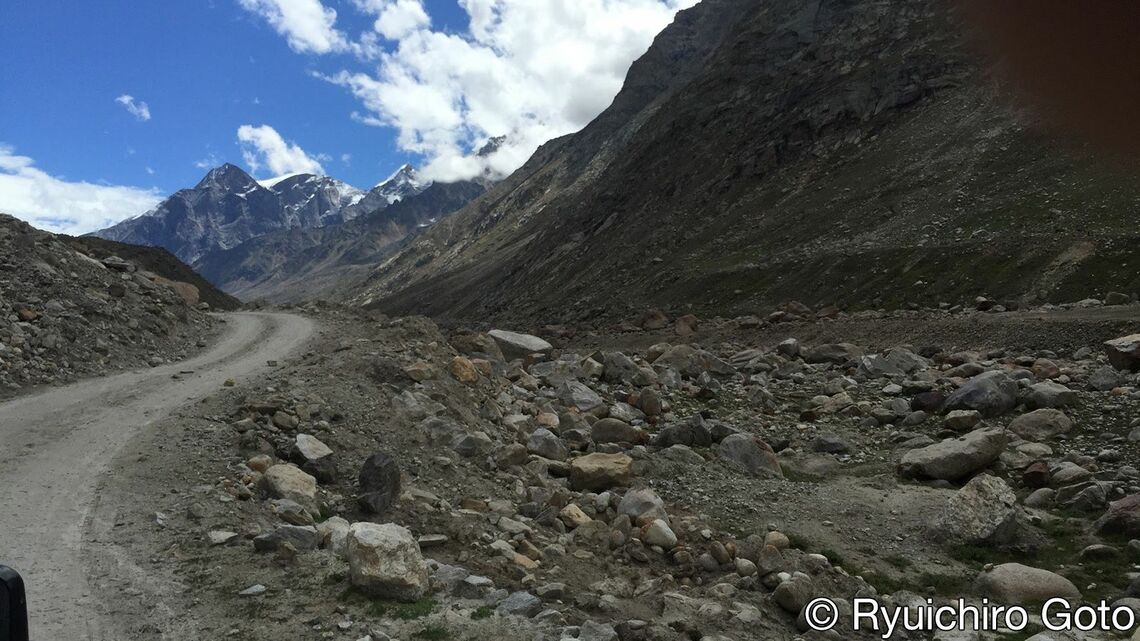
0, 312, 315, 641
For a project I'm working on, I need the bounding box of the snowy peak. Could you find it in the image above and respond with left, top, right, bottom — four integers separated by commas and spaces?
374, 164, 429, 204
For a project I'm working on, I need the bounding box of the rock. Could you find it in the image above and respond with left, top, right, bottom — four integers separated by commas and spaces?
773, 573, 814, 614
675, 314, 700, 336
812, 433, 853, 454
898, 427, 1007, 481
717, 434, 783, 478
641, 519, 678, 549
293, 433, 333, 462
857, 348, 928, 378
1022, 382, 1078, 410
261, 464, 318, 514
570, 453, 633, 491
448, 356, 479, 384
358, 452, 401, 516
488, 329, 553, 361
238, 584, 267, 597
450, 331, 505, 361
497, 591, 543, 617
943, 371, 1018, 418
944, 410, 982, 432
1106, 334, 1140, 371
803, 343, 864, 365
527, 428, 569, 461
776, 338, 800, 358
559, 381, 604, 412
1095, 493, 1140, 537
591, 418, 647, 445
207, 530, 239, 546
404, 361, 436, 382
1008, 409, 1073, 441
639, 388, 663, 417
579, 621, 619, 641
254, 525, 320, 552
618, 488, 668, 524
932, 474, 1020, 545
317, 516, 351, 555
641, 309, 670, 330
975, 563, 1080, 603
1089, 365, 1125, 392
559, 504, 593, 529
1106, 292, 1132, 306
345, 523, 429, 602
651, 414, 713, 448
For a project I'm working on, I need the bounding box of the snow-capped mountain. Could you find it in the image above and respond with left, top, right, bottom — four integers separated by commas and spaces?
94, 163, 423, 265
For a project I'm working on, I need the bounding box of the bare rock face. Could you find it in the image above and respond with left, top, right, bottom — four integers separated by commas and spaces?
345, 522, 429, 602
899, 427, 1007, 481
358, 452, 401, 516
1106, 334, 1140, 372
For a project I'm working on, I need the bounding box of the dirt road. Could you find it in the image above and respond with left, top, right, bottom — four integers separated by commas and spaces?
0, 312, 315, 641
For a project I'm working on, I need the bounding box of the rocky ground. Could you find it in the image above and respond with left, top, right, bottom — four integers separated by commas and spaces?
0, 214, 220, 398
85, 300, 1140, 641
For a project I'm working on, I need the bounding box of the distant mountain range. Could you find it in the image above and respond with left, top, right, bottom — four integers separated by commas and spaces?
94, 163, 427, 265
92, 162, 484, 301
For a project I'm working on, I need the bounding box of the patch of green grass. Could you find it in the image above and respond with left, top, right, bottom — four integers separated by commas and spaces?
819, 548, 846, 567
413, 626, 450, 641
470, 606, 494, 620
377, 598, 437, 620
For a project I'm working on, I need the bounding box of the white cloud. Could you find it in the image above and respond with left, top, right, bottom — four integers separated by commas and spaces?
320, 0, 700, 181
0, 144, 162, 235
115, 94, 151, 121
238, 0, 348, 54
237, 124, 325, 176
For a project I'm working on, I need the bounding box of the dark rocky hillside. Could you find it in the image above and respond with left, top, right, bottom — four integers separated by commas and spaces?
64, 234, 240, 311
0, 213, 218, 397
347, 0, 1140, 325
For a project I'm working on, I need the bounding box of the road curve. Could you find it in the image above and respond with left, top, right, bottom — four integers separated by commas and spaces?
0, 311, 315, 641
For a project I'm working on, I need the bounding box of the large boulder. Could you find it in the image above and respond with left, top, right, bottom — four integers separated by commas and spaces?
803, 343, 864, 365
717, 434, 783, 478
1094, 493, 1140, 537
488, 329, 553, 361
899, 427, 1007, 481
358, 452, 401, 516
261, 464, 318, 514
1007, 409, 1073, 441
1089, 365, 1125, 392
651, 414, 713, 448
527, 428, 569, 461
591, 418, 647, 445
559, 381, 604, 412
943, 371, 1019, 418
931, 474, 1020, 545
1105, 334, 1140, 372
346, 523, 429, 602
1022, 382, 1078, 410
570, 453, 633, 491
975, 563, 1080, 603
618, 487, 668, 524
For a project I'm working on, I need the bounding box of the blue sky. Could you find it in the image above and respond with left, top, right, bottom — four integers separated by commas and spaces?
0, 0, 698, 233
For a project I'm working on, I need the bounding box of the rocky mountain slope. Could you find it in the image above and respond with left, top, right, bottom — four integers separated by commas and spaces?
93, 163, 428, 266
193, 179, 487, 302
347, 0, 1140, 325
0, 213, 218, 398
